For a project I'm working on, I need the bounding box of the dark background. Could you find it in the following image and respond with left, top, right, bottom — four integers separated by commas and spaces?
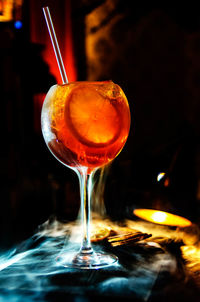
1, 0, 200, 247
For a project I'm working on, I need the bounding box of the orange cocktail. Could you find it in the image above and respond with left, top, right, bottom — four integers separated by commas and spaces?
41, 80, 130, 268
42, 6, 131, 269
42, 80, 130, 172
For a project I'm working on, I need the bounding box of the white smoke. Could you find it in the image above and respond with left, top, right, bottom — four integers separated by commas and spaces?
0, 216, 192, 302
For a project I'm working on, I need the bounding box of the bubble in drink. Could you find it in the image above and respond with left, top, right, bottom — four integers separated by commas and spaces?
41, 81, 130, 171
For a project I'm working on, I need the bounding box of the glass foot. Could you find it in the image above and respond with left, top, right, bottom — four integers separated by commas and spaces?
57, 250, 118, 269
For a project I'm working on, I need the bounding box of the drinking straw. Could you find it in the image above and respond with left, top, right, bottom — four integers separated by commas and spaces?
43, 6, 68, 84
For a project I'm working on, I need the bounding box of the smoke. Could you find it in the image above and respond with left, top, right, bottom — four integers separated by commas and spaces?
0, 166, 110, 301
0, 168, 200, 301
0, 216, 178, 302
0, 215, 198, 301
0, 219, 86, 301
91, 165, 110, 216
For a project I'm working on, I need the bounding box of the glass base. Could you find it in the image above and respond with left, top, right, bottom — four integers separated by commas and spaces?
57, 250, 118, 269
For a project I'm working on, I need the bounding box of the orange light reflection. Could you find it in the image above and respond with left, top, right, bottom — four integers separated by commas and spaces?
134, 209, 192, 227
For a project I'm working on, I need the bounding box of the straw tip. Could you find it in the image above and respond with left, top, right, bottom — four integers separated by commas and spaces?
42, 6, 49, 12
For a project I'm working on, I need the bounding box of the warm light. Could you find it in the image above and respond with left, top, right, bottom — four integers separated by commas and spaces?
0, 0, 23, 22
134, 209, 192, 227
0, 0, 13, 22
151, 211, 167, 223
157, 172, 165, 182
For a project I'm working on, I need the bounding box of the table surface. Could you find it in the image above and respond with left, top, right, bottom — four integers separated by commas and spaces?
0, 228, 200, 302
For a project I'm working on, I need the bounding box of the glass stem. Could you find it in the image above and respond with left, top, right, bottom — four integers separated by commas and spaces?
78, 168, 93, 255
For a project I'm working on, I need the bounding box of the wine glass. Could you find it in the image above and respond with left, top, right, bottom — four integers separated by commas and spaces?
41, 80, 130, 269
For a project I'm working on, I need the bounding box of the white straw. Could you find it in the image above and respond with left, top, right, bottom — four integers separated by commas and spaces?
43, 6, 68, 84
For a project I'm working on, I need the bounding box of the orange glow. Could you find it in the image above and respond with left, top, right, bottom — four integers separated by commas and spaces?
0, 0, 13, 22
134, 209, 192, 227
66, 85, 120, 145
164, 178, 170, 187
0, 0, 23, 22
45, 81, 130, 170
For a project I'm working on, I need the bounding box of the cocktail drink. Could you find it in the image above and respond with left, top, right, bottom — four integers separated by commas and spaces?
41, 80, 130, 268
42, 81, 130, 171
41, 6, 130, 268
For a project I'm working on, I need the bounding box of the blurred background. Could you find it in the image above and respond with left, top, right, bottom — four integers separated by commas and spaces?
1, 0, 200, 247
